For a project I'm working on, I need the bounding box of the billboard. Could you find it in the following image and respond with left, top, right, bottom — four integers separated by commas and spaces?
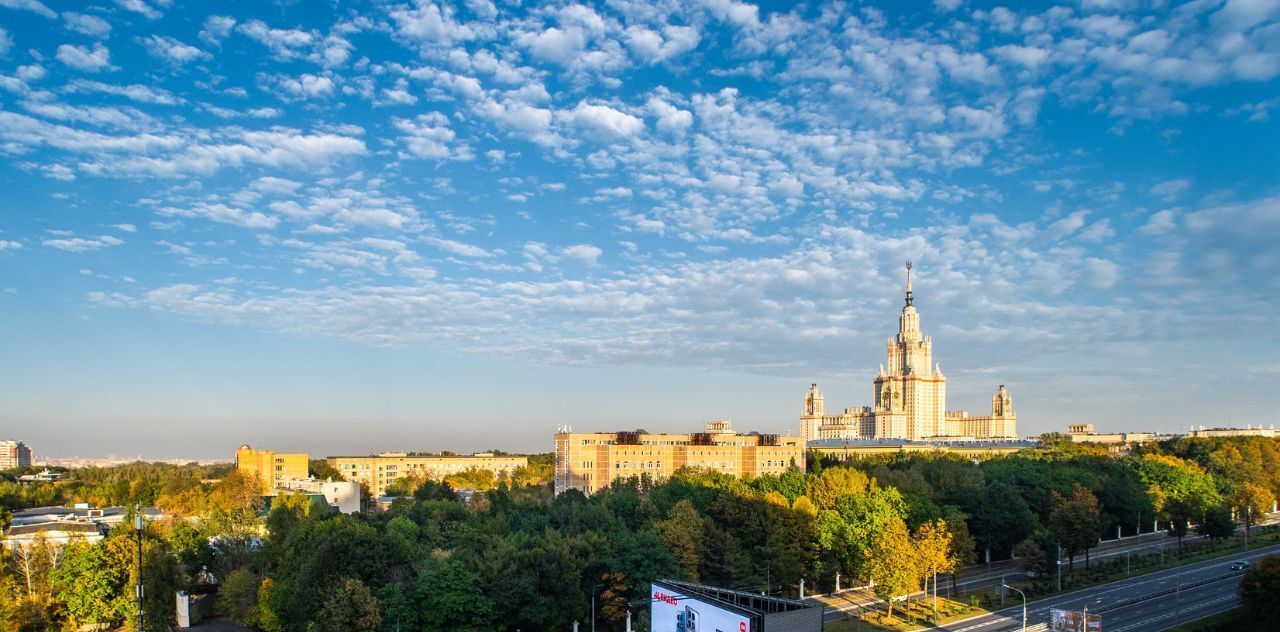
651, 585, 752, 632
1050, 609, 1101, 632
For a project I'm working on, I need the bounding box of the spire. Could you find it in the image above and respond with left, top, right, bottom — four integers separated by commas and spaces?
904, 260, 913, 307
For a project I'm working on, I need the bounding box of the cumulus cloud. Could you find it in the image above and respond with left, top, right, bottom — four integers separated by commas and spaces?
0, 239, 23, 250
63, 12, 112, 38
261, 73, 336, 100
43, 234, 124, 252
394, 112, 470, 160
570, 102, 644, 139
562, 243, 603, 265
237, 20, 314, 59
0, 0, 55, 19
140, 35, 210, 65
115, 0, 164, 20
56, 43, 113, 72
158, 203, 278, 229
200, 15, 236, 44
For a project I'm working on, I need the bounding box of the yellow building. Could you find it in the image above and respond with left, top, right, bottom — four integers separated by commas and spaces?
553, 419, 806, 495
236, 445, 309, 489
327, 453, 528, 497
801, 262, 1017, 442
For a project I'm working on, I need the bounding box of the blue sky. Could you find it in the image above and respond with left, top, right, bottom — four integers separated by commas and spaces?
0, 0, 1277, 459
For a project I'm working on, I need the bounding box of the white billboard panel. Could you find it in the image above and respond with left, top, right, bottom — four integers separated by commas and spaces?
651, 585, 752, 632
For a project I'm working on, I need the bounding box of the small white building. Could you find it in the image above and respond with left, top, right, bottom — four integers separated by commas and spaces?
2, 521, 105, 549
275, 477, 361, 514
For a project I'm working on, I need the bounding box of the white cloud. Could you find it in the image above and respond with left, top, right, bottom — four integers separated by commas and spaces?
262, 73, 336, 100
42, 235, 124, 252
425, 236, 494, 257
394, 112, 470, 160
624, 24, 700, 64
1150, 178, 1191, 201
113, 223, 138, 233
1083, 257, 1120, 289
140, 35, 210, 65
200, 16, 236, 45
1138, 209, 1177, 235
0, 0, 55, 19
63, 12, 112, 38
570, 102, 644, 139
0, 27, 10, 57
389, 1, 476, 50
252, 176, 302, 195
647, 97, 693, 134
114, 0, 163, 20
66, 80, 180, 105
158, 203, 278, 230
0, 239, 22, 250
562, 243, 603, 265
237, 20, 314, 59
56, 43, 113, 73
317, 35, 353, 67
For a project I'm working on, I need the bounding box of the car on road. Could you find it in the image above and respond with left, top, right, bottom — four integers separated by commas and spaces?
1230, 560, 1251, 571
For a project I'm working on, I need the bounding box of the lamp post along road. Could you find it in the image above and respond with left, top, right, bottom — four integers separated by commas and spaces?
1001, 582, 1027, 632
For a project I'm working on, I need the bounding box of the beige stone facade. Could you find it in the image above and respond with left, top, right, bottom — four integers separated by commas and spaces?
1186, 425, 1277, 438
327, 453, 528, 496
554, 419, 805, 495
236, 445, 309, 489
802, 263, 1017, 442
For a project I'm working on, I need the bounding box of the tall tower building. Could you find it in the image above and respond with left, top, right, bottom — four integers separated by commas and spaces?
800, 383, 824, 442
803, 262, 1017, 441
872, 261, 947, 440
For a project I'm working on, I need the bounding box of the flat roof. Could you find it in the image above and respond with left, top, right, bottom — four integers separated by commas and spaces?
652, 579, 818, 616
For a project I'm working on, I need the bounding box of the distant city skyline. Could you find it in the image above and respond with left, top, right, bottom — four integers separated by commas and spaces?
1, 1, 1277, 458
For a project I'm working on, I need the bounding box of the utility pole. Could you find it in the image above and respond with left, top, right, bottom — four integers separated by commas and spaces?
625, 610, 631, 632
799, 578, 805, 600
134, 504, 144, 632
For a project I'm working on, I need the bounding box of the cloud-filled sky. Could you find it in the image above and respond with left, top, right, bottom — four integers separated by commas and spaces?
0, 0, 1277, 458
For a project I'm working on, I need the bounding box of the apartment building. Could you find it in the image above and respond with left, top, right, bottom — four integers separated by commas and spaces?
327, 452, 528, 497
554, 419, 805, 495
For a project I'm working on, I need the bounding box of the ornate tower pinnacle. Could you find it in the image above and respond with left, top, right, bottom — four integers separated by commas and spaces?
904, 260, 914, 307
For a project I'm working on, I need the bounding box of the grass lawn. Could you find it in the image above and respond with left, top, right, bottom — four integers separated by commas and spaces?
823, 596, 988, 631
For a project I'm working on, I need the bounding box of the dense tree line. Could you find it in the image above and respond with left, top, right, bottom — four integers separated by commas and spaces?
1, 435, 1277, 630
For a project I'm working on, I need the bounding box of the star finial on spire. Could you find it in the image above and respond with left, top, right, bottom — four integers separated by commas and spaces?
904, 260, 914, 306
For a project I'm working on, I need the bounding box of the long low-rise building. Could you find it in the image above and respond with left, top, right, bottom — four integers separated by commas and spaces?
554, 419, 806, 495
328, 452, 528, 497
808, 437, 1038, 461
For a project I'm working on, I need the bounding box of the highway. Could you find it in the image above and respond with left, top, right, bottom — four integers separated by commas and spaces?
932, 542, 1280, 632
813, 519, 1279, 623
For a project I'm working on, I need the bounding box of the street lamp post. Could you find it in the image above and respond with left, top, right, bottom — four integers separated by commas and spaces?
1001, 582, 1027, 632
134, 504, 145, 632
591, 583, 604, 632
